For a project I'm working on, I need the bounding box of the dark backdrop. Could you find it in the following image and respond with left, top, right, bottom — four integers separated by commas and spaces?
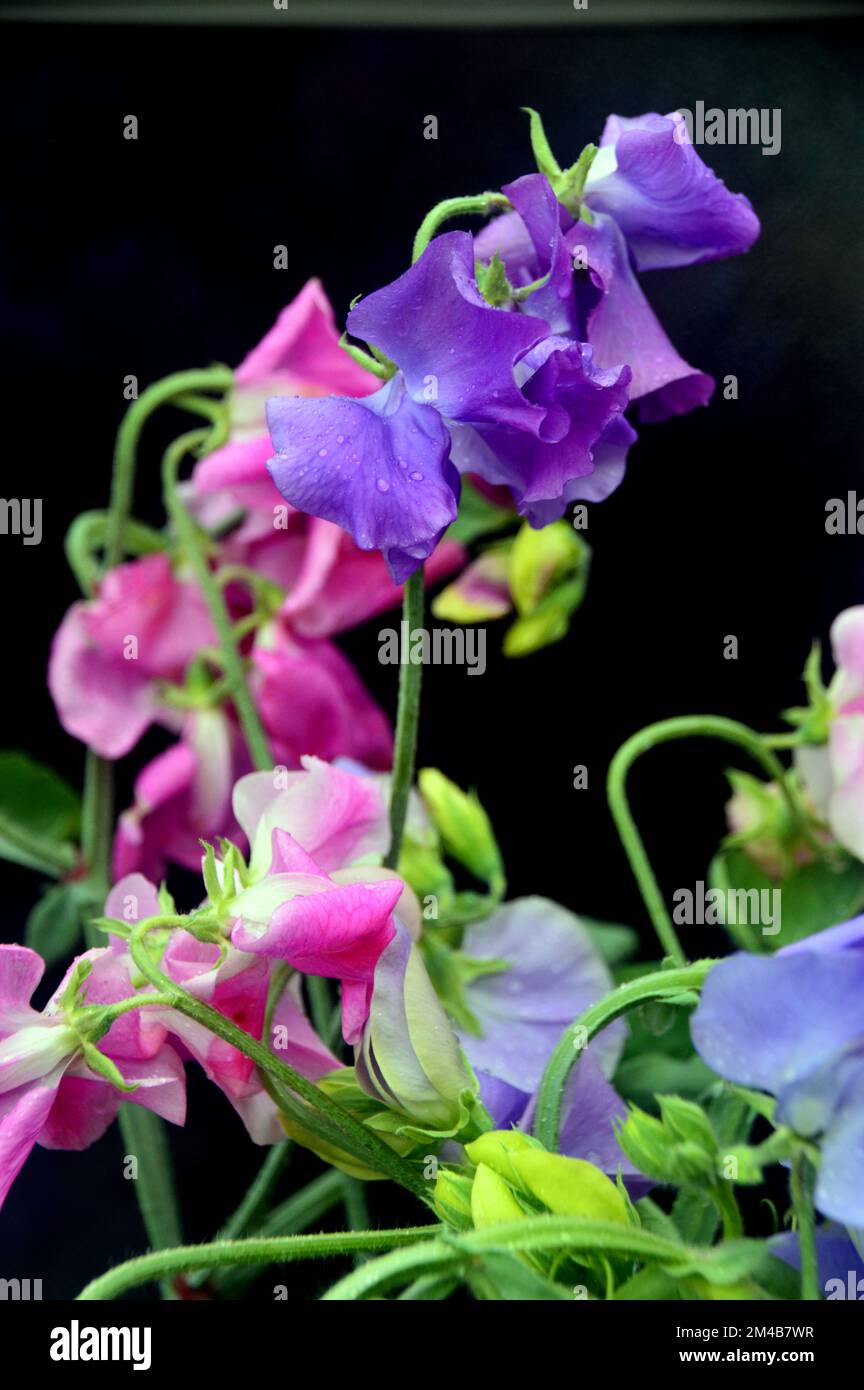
1, 9, 863, 1297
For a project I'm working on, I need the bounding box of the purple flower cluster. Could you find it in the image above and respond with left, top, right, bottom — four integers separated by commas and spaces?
266, 111, 759, 579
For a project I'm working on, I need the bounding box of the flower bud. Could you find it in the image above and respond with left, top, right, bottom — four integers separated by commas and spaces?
356, 922, 478, 1133
417, 768, 504, 892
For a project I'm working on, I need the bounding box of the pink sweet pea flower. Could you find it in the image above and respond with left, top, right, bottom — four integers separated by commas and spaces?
251, 620, 392, 771
48, 554, 215, 759
105, 873, 341, 1144
160, 932, 341, 1143
796, 606, 864, 862
230, 827, 402, 1045
112, 709, 248, 883
111, 629, 392, 882
232, 754, 390, 878
0, 942, 185, 1210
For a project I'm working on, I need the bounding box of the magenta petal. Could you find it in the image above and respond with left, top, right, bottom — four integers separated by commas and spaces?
236, 277, 378, 397
104, 873, 161, 928
0, 1071, 63, 1209
341, 978, 374, 1047
233, 755, 389, 873
252, 627, 392, 771
234, 878, 400, 980
269, 981, 342, 1079
83, 555, 215, 678
0, 945, 45, 1033
37, 1072, 121, 1149
48, 602, 156, 759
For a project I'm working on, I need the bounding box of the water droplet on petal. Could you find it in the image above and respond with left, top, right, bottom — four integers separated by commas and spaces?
409, 471, 423, 481
318, 448, 328, 457
376, 478, 390, 493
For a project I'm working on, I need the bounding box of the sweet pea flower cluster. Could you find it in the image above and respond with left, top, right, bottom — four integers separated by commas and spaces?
1, 757, 635, 1211
20, 105, 862, 1306
48, 282, 464, 881
266, 111, 758, 578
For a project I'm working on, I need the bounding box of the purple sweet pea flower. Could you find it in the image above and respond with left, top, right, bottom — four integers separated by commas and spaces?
584, 112, 761, 271
453, 897, 639, 1184
691, 916, 864, 1227
457, 896, 624, 1092
475, 114, 759, 423
267, 231, 635, 577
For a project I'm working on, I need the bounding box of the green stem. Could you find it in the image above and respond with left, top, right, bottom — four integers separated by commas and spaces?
341, 1175, 371, 1266
412, 193, 510, 264
212, 1170, 346, 1297
77, 1225, 438, 1301
106, 366, 233, 568
162, 429, 272, 773
129, 923, 430, 1202
607, 715, 827, 969
384, 567, 424, 869
116, 1105, 184, 1300
65, 511, 166, 595
713, 1182, 743, 1240
534, 960, 715, 1152
791, 1154, 820, 1301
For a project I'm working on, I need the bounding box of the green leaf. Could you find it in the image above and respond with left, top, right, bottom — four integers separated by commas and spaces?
709, 847, 864, 951
446, 479, 515, 546
464, 1250, 573, 1300
25, 880, 89, 967
0, 751, 80, 875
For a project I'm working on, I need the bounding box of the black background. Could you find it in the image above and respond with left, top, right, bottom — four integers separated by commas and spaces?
1, 4, 863, 1298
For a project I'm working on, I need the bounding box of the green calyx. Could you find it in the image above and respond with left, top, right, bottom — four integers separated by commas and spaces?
521, 108, 598, 216
475, 254, 552, 310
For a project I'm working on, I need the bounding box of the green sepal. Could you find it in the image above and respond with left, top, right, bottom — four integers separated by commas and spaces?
80, 1041, 139, 1093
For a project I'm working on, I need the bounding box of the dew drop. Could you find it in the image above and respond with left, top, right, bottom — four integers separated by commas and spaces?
376, 478, 390, 493
318, 448, 328, 458
409, 471, 423, 482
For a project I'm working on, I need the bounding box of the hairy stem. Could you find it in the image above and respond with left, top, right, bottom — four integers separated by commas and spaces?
77, 1225, 438, 1301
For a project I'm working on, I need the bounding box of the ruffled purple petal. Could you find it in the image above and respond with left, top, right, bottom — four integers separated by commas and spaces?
347, 231, 550, 432
267, 374, 459, 583
465, 337, 632, 524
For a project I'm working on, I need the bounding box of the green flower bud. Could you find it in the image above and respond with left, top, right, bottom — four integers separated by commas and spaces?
657, 1095, 717, 1153
617, 1105, 677, 1181
507, 1150, 630, 1225
357, 923, 478, 1134
433, 1167, 475, 1230
470, 1163, 527, 1229
417, 768, 505, 893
